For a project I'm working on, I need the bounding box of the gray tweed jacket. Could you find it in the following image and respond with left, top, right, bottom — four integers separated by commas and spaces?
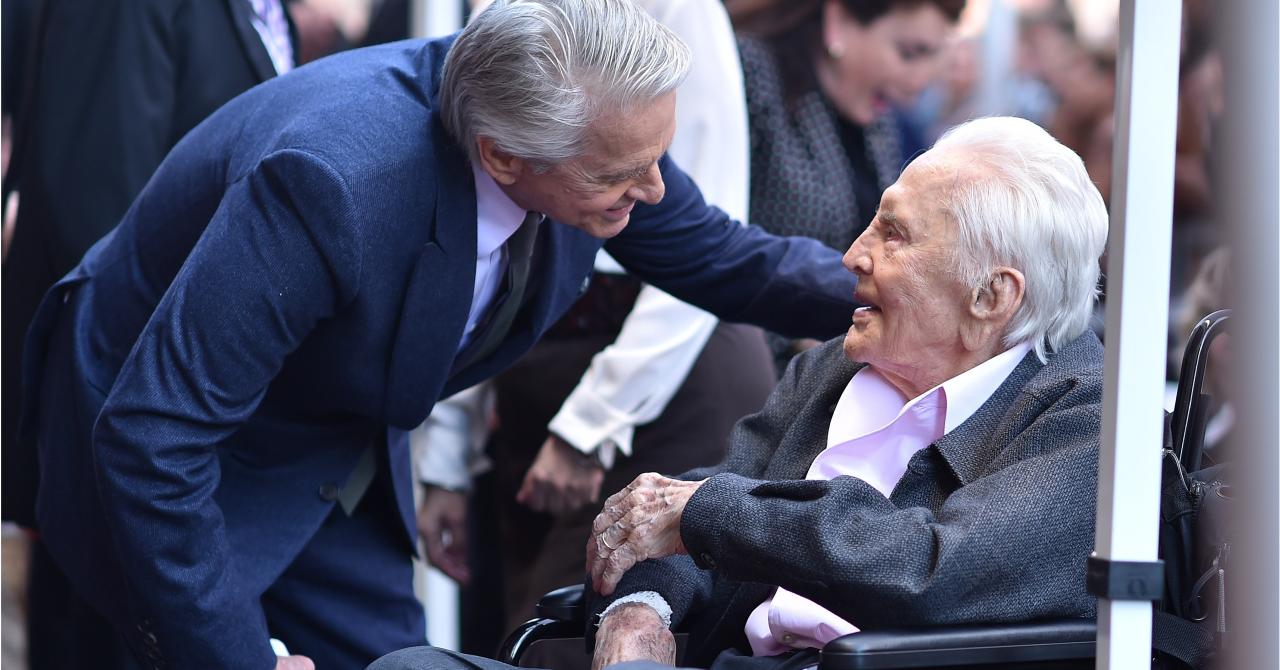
588, 332, 1104, 666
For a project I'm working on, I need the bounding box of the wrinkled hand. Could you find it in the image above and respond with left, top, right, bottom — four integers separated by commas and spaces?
516, 435, 605, 515
791, 337, 822, 355
587, 473, 704, 596
591, 602, 676, 670
417, 485, 470, 585
274, 654, 315, 670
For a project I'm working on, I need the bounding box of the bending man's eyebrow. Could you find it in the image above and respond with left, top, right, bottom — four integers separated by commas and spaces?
598, 162, 653, 184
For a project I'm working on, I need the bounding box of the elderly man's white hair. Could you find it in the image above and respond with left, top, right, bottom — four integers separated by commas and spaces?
439, 0, 691, 169
930, 116, 1109, 362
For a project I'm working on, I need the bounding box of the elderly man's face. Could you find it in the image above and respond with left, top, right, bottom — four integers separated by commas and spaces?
503, 93, 676, 239
842, 158, 974, 390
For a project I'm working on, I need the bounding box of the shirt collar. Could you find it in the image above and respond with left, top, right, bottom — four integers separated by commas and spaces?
472, 162, 527, 257
936, 341, 1033, 434
830, 341, 1033, 447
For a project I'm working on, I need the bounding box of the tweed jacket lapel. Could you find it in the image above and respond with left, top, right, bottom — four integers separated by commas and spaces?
760, 347, 863, 482
931, 348, 1046, 485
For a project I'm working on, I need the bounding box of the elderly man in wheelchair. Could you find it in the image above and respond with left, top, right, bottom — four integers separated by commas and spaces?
371, 115, 1110, 670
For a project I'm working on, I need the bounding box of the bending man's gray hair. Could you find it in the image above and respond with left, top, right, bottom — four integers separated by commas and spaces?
930, 116, 1109, 362
440, 0, 691, 169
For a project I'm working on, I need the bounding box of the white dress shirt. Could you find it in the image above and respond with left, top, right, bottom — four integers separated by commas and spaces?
547, 0, 752, 463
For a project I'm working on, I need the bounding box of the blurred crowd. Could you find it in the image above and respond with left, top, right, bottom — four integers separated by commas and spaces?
0, 0, 1233, 667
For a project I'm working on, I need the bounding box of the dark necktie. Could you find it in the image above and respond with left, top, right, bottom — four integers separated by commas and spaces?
461, 210, 544, 367
338, 212, 544, 515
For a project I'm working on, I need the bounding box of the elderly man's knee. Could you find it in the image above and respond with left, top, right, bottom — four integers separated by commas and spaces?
367, 646, 477, 670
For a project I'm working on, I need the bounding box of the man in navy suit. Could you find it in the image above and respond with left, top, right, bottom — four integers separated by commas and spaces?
22, 1, 855, 668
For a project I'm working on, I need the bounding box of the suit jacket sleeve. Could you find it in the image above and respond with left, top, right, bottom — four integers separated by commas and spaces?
604, 156, 857, 341
91, 149, 363, 669
677, 372, 1102, 628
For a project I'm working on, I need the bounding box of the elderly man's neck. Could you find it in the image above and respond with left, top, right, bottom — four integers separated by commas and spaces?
874, 342, 1009, 400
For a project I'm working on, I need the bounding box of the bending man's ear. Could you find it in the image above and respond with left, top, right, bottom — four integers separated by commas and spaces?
476, 136, 524, 186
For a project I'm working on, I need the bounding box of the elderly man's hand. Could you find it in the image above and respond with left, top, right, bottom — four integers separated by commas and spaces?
517, 435, 605, 515
587, 473, 704, 595
591, 603, 676, 670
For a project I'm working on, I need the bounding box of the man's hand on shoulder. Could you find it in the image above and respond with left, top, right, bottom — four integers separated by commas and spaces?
592, 603, 676, 670
516, 434, 605, 515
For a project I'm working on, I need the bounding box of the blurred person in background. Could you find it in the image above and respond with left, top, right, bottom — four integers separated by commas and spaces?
0, 0, 293, 667
725, 0, 964, 372
1168, 0, 1224, 291
413, 0, 777, 642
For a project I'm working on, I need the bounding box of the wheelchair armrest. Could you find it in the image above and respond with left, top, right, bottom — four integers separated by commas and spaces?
819, 618, 1097, 669
497, 585, 588, 666
534, 583, 586, 622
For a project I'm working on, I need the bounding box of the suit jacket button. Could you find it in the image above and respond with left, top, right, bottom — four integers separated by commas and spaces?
701, 553, 716, 568
579, 276, 591, 294
318, 483, 340, 502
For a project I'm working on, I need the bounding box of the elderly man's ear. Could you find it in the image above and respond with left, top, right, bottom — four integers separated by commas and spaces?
960, 267, 1026, 353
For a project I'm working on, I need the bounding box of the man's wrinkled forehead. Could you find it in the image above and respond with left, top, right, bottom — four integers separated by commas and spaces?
892, 148, 982, 215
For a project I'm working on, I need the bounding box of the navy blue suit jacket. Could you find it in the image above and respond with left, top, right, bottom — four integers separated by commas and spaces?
24, 37, 855, 668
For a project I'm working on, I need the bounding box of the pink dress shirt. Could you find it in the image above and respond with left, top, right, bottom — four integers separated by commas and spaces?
745, 341, 1033, 657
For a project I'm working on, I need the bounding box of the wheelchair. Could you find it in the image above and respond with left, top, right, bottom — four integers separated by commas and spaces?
498, 311, 1230, 669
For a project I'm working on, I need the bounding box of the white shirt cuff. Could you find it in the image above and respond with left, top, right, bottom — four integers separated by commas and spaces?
598, 591, 673, 628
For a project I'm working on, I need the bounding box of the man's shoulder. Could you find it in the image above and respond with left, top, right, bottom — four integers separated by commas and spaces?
193, 38, 464, 211
1023, 330, 1106, 404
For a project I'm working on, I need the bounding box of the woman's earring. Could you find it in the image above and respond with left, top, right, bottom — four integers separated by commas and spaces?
827, 41, 846, 60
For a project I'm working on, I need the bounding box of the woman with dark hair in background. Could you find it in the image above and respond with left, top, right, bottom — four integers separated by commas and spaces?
726, 0, 965, 369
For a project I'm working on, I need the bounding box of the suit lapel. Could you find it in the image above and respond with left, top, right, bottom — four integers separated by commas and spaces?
442, 221, 600, 395
381, 111, 477, 428
225, 0, 280, 82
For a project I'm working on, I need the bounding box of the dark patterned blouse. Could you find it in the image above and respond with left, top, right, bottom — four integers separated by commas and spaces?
738, 37, 904, 370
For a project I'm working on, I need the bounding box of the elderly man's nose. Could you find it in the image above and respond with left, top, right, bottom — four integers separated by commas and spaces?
844, 240, 871, 274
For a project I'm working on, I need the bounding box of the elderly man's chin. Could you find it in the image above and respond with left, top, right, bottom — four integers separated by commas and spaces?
842, 321, 878, 363
839, 327, 870, 363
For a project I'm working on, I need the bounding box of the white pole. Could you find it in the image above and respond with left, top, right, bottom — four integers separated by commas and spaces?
1093, 0, 1182, 668
407, 0, 466, 654
976, 0, 1016, 116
